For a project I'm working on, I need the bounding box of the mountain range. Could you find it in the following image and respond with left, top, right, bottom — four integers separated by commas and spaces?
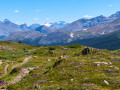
0, 20, 68, 37
1, 11, 120, 50
69, 28, 120, 50
61, 11, 120, 32
36, 25, 56, 34
0, 19, 30, 37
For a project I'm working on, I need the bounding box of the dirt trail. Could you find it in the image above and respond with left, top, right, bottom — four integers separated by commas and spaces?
117, 56, 120, 58
2, 56, 32, 77
12, 56, 32, 69
0, 60, 9, 76
4, 64, 9, 75
0, 60, 3, 66
9, 56, 33, 85
10, 67, 34, 85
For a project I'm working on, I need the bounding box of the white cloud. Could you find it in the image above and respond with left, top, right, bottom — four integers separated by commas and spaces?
83, 15, 94, 19
34, 18, 39, 21
35, 10, 42, 12
14, 10, 20, 13
108, 4, 113, 7
46, 18, 50, 20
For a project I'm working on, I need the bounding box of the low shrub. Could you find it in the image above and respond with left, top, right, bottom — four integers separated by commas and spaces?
33, 51, 44, 54
29, 70, 34, 74
18, 60, 23, 63
67, 44, 82, 48
49, 46, 56, 50
10, 67, 21, 75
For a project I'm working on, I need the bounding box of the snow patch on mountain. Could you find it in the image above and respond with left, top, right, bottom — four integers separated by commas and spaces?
44, 23, 52, 27
83, 29, 87, 31
70, 32, 74, 38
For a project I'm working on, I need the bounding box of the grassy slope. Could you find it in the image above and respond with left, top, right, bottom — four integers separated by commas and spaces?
69, 29, 120, 50
0, 42, 120, 90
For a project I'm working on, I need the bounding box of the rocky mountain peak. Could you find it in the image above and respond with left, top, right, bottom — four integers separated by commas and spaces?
109, 11, 120, 20
3, 19, 12, 24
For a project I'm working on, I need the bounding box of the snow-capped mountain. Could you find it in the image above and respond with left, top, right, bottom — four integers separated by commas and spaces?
50, 21, 69, 29
42, 21, 69, 29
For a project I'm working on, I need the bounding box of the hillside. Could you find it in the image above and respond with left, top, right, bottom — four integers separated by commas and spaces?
69, 29, 120, 50
2, 31, 45, 45
87, 18, 120, 35
0, 42, 120, 89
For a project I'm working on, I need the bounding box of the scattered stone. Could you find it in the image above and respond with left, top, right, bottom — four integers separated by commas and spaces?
49, 50, 56, 54
109, 62, 112, 64
91, 48, 94, 51
93, 62, 112, 65
59, 56, 64, 59
109, 66, 113, 67
114, 67, 119, 70
71, 79, 74, 81
33, 66, 39, 70
28, 67, 35, 70
11, 61, 15, 64
101, 62, 108, 64
104, 80, 109, 85
33, 56, 37, 58
81, 83, 95, 87
82, 48, 90, 55
34, 85, 40, 89
62, 48, 70, 50
93, 63, 100, 67
46, 59, 51, 61
97, 64, 100, 67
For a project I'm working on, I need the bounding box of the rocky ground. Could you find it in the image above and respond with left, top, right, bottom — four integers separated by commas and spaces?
0, 42, 120, 90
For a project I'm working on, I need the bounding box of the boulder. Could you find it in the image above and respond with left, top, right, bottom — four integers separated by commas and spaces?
82, 48, 90, 55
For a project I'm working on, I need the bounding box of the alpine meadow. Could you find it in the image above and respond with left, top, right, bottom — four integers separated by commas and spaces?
0, 0, 120, 90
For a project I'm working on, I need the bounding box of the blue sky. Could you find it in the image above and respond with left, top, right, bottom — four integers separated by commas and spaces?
0, 0, 120, 25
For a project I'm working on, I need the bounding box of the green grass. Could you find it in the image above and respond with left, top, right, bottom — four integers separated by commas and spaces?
0, 41, 120, 89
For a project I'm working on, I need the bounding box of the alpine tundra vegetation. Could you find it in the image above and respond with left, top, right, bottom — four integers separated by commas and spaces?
0, 42, 120, 89
0, 0, 120, 90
